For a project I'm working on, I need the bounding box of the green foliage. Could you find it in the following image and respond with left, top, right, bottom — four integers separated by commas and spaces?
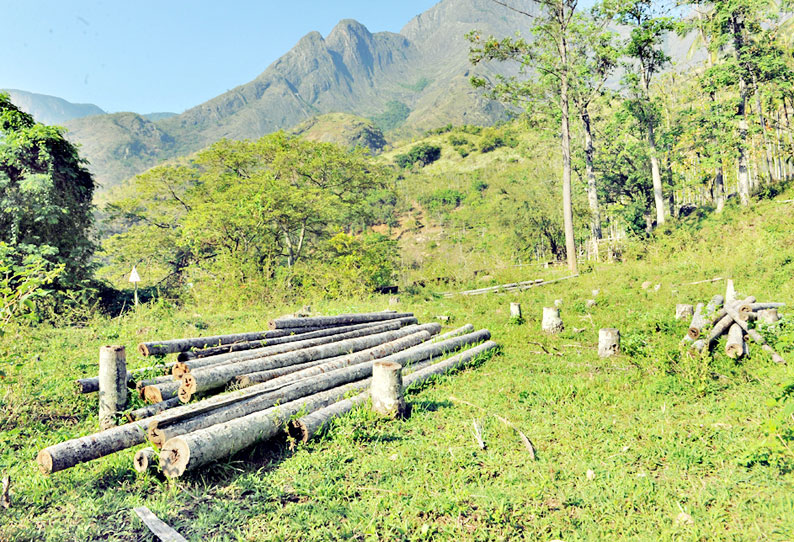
394, 143, 442, 168
0, 93, 95, 289
372, 101, 411, 132
0, 242, 63, 332
101, 133, 390, 301
419, 189, 465, 215
478, 128, 518, 153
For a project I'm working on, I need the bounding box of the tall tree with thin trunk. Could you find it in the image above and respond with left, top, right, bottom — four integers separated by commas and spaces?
469, 0, 580, 273
616, 0, 674, 226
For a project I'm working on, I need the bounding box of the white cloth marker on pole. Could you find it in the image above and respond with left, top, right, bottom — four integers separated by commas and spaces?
129, 266, 141, 306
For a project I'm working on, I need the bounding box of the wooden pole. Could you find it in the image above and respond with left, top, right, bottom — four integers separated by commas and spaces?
371, 361, 407, 418
98, 346, 127, 430
725, 323, 746, 359
510, 303, 522, 321
725, 279, 737, 304
133, 447, 157, 473
132, 507, 187, 542
269, 312, 414, 330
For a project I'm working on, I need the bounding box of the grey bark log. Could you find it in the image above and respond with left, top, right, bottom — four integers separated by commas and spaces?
725, 323, 746, 359
676, 304, 694, 321
177, 320, 402, 361
371, 362, 407, 418
75, 363, 172, 395
710, 297, 756, 327
170, 318, 416, 378
687, 303, 707, 340
127, 398, 182, 421
177, 324, 440, 403
234, 329, 432, 389
98, 346, 127, 430
757, 309, 780, 324
290, 340, 499, 444
746, 329, 785, 363
725, 279, 737, 304
269, 312, 413, 330
133, 447, 157, 473
432, 324, 474, 343
541, 307, 563, 333
139, 329, 304, 357
705, 294, 725, 316
748, 303, 785, 311
598, 329, 620, 358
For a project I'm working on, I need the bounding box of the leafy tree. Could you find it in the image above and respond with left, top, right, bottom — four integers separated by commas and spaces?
394, 143, 442, 168
468, 0, 581, 273
615, 0, 675, 225
0, 242, 63, 332
0, 93, 95, 288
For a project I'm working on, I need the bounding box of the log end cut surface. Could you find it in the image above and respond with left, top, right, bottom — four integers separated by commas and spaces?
36, 450, 54, 474
287, 420, 310, 443
159, 438, 190, 478
143, 386, 164, 404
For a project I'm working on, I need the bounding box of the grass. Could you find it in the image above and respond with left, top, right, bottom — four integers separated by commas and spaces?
2, 191, 794, 540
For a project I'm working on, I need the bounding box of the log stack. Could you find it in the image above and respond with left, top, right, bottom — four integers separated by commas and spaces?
680, 284, 785, 363
40, 311, 498, 479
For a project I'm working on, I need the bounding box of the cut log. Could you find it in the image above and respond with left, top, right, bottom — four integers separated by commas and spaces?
171, 318, 416, 378
749, 302, 785, 311
140, 330, 291, 357
98, 346, 127, 430
541, 307, 563, 333
725, 323, 746, 359
432, 324, 474, 343
687, 303, 707, 340
176, 324, 440, 403
127, 398, 182, 421
675, 304, 694, 321
746, 329, 785, 363
725, 279, 736, 304
135, 374, 175, 397
133, 447, 157, 473
510, 303, 522, 321
289, 340, 499, 444
177, 320, 404, 361
158, 379, 371, 477
233, 329, 431, 390
268, 312, 413, 330
598, 329, 620, 358
710, 296, 756, 327
75, 363, 172, 395
757, 308, 780, 324
705, 294, 725, 316
371, 361, 407, 418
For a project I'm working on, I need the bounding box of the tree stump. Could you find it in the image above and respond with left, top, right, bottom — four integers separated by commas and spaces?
133, 447, 157, 473
641, 281, 652, 290
585, 299, 597, 308
388, 296, 400, 306
592, 289, 600, 297
598, 328, 620, 358
675, 304, 694, 321
554, 299, 563, 307
98, 346, 127, 430
542, 307, 564, 334
371, 361, 407, 418
510, 302, 522, 321
758, 308, 780, 324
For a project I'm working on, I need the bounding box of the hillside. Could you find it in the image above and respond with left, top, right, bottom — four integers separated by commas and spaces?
2, 89, 105, 125
289, 113, 387, 153
3, 185, 793, 540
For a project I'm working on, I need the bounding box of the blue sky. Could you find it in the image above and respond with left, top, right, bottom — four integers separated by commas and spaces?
1, 1, 440, 113
2, 1, 599, 114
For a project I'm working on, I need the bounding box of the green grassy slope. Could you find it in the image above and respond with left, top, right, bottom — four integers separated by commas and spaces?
1, 189, 794, 540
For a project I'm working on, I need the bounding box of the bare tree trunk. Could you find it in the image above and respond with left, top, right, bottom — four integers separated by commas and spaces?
581, 109, 602, 239
733, 17, 751, 205
754, 86, 775, 183
559, 30, 578, 274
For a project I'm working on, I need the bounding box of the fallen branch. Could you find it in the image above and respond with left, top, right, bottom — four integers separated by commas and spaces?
449, 395, 536, 459
1, 476, 9, 509
471, 419, 486, 450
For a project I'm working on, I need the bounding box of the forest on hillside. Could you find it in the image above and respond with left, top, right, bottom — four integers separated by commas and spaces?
1, 0, 793, 324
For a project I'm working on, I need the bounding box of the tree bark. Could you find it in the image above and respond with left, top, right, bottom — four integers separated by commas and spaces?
541, 307, 563, 333
675, 304, 694, 321
138, 329, 311, 357
269, 311, 413, 330
705, 294, 725, 316
725, 323, 746, 359
98, 346, 127, 430
127, 398, 182, 422
598, 328, 620, 358
559, 30, 578, 273
687, 303, 707, 340
371, 362, 407, 418
171, 318, 416, 378
133, 447, 158, 473
431, 324, 474, 343
289, 340, 499, 444
581, 109, 602, 239
176, 325, 440, 403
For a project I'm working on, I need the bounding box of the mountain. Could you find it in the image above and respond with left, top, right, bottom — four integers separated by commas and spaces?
2, 89, 105, 125
58, 0, 693, 192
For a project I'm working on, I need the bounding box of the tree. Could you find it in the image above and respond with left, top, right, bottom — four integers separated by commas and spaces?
469, 0, 580, 273
616, 0, 675, 225
0, 93, 95, 289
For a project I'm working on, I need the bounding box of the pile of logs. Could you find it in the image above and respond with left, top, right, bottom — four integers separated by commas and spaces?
39, 311, 497, 478
679, 281, 785, 362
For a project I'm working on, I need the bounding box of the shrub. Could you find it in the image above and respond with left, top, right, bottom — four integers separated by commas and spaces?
394, 143, 442, 168
420, 189, 465, 214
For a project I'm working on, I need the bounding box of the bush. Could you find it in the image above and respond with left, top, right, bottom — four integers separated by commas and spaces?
0, 242, 63, 333
448, 135, 469, 147
420, 189, 465, 214
394, 143, 442, 168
